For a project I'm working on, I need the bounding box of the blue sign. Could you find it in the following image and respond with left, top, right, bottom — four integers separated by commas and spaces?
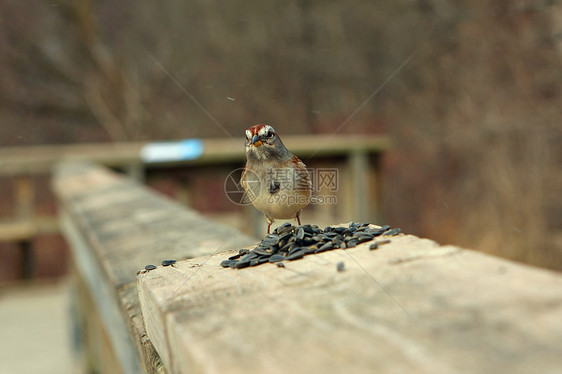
140, 139, 204, 163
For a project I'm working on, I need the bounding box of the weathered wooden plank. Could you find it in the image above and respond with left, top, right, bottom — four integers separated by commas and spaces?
54, 161, 255, 286
54, 161, 256, 373
138, 233, 562, 374
0, 218, 59, 241
61, 209, 143, 374
14, 176, 34, 220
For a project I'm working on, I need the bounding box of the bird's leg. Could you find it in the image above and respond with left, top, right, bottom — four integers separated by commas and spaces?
296, 212, 302, 226
266, 216, 274, 234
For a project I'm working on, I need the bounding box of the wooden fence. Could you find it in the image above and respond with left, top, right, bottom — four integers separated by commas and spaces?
0, 134, 390, 279
54, 162, 562, 374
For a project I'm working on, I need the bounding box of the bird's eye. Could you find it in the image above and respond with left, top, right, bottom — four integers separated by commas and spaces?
267, 130, 274, 138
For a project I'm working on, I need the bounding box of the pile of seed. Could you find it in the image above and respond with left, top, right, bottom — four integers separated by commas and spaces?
221, 222, 401, 269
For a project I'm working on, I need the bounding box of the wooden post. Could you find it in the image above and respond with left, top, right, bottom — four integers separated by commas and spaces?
14, 176, 34, 220
348, 150, 370, 222
124, 162, 145, 182
14, 176, 35, 278
368, 153, 383, 223
19, 240, 33, 279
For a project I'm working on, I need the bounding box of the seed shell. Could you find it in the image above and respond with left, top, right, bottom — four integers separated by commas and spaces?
269, 254, 286, 263
221, 222, 401, 269
235, 261, 251, 269
317, 242, 334, 252
383, 228, 401, 236
287, 250, 305, 261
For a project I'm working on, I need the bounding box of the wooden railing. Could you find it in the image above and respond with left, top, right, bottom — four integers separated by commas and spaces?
0, 135, 391, 279
54, 162, 256, 373
54, 162, 562, 374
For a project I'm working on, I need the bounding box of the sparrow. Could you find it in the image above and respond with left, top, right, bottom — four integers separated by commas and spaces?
241, 124, 312, 234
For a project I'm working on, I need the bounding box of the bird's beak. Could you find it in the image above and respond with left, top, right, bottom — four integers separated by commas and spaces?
251, 135, 262, 147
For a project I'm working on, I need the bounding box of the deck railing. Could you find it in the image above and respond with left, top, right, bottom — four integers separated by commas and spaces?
54, 162, 562, 374
0, 135, 391, 279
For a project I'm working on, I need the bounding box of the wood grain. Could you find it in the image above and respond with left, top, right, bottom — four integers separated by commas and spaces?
138, 234, 562, 374
54, 161, 256, 373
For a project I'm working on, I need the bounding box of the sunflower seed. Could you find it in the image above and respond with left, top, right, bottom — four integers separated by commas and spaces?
278, 225, 294, 235
337, 262, 345, 272
145, 264, 157, 271
339, 228, 350, 236
333, 227, 346, 234
356, 234, 374, 243
317, 242, 334, 252
303, 236, 317, 245
279, 242, 293, 253
383, 228, 401, 236
240, 252, 259, 262
278, 232, 293, 244
235, 261, 251, 269
269, 254, 286, 263
161, 259, 177, 266
287, 250, 305, 260
273, 222, 291, 233
276, 262, 285, 268
253, 247, 273, 256
365, 228, 385, 236
301, 224, 314, 234
305, 247, 317, 254
289, 246, 305, 256
261, 235, 280, 247
222, 222, 397, 270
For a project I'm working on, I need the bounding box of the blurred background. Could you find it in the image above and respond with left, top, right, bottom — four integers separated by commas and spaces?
0, 0, 561, 372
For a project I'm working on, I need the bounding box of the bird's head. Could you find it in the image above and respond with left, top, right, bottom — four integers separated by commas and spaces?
245, 124, 289, 161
